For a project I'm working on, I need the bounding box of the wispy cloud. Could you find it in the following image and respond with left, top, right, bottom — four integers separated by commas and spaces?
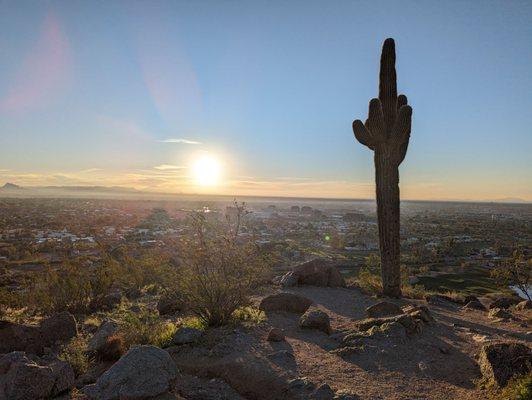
153, 164, 185, 171
80, 168, 102, 173
158, 138, 201, 145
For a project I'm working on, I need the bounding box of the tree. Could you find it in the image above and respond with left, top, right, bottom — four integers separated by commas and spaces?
491, 249, 531, 301
352, 38, 413, 297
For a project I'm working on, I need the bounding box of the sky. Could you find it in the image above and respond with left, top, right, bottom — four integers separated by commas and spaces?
0, 0, 531, 201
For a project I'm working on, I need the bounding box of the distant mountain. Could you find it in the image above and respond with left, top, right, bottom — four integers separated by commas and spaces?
0, 182, 23, 190
490, 197, 531, 204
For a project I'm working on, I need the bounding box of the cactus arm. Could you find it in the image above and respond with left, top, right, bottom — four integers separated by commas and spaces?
352, 120, 375, 150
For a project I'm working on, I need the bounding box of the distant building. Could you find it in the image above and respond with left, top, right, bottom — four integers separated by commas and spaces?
290, 205, 300, 213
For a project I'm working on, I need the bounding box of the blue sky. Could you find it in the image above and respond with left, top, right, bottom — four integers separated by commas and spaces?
0, 0, 531, 200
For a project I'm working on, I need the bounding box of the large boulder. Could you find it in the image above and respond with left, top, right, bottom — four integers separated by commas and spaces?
88, 319, 119, 354
0, 352, 75, 400
479, 342, 532, 387
366, 301, 403, 318
299, 310, 331, 334
82, 345, 177, 400
0, 321, 44, 355
40, 312, 77, 344
259, 293, 313, 314
289, 259, 345, 287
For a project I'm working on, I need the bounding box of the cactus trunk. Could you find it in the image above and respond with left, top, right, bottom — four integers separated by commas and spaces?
352, 38, 412, 298
375, 150, 401, 297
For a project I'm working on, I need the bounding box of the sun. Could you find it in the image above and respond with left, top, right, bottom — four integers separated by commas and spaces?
191, 155, 221, 186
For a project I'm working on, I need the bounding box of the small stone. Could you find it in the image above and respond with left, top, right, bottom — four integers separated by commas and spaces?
171, 327, 203, 345
267, 328, 285, 342
300, 310, 331, 335
311, 383, 335, 400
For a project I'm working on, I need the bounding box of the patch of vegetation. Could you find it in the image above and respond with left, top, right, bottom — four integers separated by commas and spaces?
232, 306, 266, 325
483, 373, 532, 400
59, 335, 90, 376
118, 310, 177, 348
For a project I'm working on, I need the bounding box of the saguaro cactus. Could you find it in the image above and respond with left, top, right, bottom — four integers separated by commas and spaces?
352, 38, 412, 297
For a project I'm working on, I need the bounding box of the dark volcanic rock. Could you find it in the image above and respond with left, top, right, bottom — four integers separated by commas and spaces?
290, 259, 346, 287
479, 342, 532, 387
299, 310, 331, 335
259, 293, 313, 314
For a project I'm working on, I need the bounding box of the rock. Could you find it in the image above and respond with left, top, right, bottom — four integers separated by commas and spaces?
0, 352, 75, 400
515, 300, 532, 311
287, 377, 316, 394
463, 299, 486, 311
311, 383, 335, 400
377, 321, 407, 338
83, 345, 177, 400
157, 294, 184, 315
280, 271, 298, 288
488, 308, 513, 320
49, 359, 75, 395
267, 328, 285, 342
88, 319, 119, 354
404, 305, 433, 323
479, 342, 532, 387
40, 312, 77, 344
259, 293, 313, 314
489, 297, 520, 310
366, 301, 403, 318
0, 320, 44, 355
290, 259, 345, 287
171, 327, 203, 345
300, 310, 331, 334
463, 295, 480, 304
91, 290, 122, 311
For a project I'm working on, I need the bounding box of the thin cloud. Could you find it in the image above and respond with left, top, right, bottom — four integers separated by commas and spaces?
153, 164, 185, 170
80, 168, 102, 173
158, 138, 201, 145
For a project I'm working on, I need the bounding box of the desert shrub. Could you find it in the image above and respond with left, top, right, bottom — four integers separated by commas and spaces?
28, 264, 93, 315
353, 267, 382, 295
176, 203, 269, 326
232, 306, 266, 324
59, 335, 90, 376
118, 310, 176, 348
500, 373, 532, 400
178, 315, 207, 331
484, 373, 532, 400
96, 333, 125, 361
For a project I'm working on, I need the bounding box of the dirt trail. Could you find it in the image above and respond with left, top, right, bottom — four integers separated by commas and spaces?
171, 286, 531, 400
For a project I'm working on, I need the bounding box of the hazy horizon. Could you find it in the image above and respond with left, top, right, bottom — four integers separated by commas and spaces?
1, 1, 531, 201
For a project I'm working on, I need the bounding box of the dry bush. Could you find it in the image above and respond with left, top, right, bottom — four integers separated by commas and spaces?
176, 202, 268, 326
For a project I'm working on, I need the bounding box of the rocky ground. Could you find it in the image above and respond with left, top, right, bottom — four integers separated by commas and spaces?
1, 262, 531, 400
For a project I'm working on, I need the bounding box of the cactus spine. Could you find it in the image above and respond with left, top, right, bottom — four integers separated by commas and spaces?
352, 38, 412, 297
